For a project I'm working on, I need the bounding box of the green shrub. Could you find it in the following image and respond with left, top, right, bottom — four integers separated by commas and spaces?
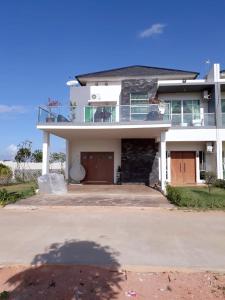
166, 185, 194, 207
0, 189, 20, 206
214, 179, 225, 189
0, 186, 35, 206
0, 163, 12, 185
166, 185, 225, 209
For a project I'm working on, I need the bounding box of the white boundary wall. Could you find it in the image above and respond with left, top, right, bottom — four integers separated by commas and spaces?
0, 161, 65, 178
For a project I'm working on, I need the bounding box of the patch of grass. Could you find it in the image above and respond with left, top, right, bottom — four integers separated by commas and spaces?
0, 181, 36, 192
0, 182, 36, 206
167, 185, 225, 210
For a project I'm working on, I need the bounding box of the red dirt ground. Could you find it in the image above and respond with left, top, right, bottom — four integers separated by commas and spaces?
0, 265, 225, 300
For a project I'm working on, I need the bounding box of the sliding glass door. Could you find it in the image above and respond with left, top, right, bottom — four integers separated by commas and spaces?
165, 99, 200, 126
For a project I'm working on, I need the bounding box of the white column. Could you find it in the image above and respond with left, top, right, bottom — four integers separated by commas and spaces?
42, 131, 50, 175
160, 132, 166, 192
167, 152, 171, 183
65, 139, 69, 180
216, 139, 223, 179
196, 151, 201, 183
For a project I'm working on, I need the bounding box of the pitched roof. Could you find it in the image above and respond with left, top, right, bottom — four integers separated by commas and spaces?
76, 65, 199, 85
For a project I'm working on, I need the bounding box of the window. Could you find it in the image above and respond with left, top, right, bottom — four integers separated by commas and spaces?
183, 100, 200, 125
165, 99, 200, 126
130, 93, 149, 120
221, 100, 225, 127
221, 99, 225, 113
130, 93, 149, 105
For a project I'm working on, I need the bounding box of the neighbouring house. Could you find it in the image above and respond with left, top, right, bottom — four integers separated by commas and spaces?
37, 64, 225, 191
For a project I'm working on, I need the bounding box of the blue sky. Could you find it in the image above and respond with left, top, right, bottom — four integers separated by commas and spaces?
0, 0, 225, 159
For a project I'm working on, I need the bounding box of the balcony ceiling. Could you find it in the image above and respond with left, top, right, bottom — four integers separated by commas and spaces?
37, 123, 170, 140
158, 82, 214, 93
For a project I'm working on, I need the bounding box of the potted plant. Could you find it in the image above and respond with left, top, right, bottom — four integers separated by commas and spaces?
46, 98, 61, 122
69, 100, 77, 121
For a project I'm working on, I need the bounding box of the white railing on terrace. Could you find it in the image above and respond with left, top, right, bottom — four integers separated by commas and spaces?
37, 105, 216, 127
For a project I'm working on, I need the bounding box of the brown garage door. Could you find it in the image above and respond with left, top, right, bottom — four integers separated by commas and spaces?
171, 151, 196, 185
81, 152, 114, 184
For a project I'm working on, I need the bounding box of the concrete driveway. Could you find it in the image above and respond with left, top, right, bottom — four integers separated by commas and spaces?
1, 207, 225, 272
13, 184, 171, 208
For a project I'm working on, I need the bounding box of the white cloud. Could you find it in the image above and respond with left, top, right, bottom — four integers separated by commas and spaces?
0, 105, 27, 114
139, 23, 166, 38
0, 144, 18, 161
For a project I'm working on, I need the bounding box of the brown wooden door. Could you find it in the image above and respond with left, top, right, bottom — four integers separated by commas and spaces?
171, 151, 196, 185
81, 152, 114, 184
171, 151, 183, 185
182, 152, 196, 184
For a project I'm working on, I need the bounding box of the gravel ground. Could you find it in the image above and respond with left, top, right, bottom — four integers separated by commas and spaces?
0, 265, 225, 299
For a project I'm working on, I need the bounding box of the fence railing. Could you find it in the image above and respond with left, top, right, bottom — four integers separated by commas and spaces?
37, 105, 216, 127
38, 104, 171, 124
171, 113, 216, 127
222, 113, 225, 127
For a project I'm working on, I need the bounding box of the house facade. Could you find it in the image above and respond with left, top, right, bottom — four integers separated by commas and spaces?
37, 64, 225, 191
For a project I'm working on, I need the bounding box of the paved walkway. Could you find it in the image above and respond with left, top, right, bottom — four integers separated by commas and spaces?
1, 207, 225, 271
14, 184, 171, 208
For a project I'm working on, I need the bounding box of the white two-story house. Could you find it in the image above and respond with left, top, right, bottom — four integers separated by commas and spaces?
37, 64, 225, 191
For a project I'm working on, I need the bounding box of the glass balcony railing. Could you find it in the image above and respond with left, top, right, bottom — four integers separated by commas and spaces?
37, 104, 171, 124
37, 105, 216, 127
84, 106, 116, 123
171, 113, 216, 127
222, 113, 225, 127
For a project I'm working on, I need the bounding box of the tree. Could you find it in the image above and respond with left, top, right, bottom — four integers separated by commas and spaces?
14, 140, 32, 182
31, 150, 43, 163
204, 171, 216, 193
50, 152, 66, 173
0, 163, 13, 185
15, 140, 32, 163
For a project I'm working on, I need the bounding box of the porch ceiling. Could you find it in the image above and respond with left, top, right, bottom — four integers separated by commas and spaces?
158, 82, 214, 93
37, 124, 170, 139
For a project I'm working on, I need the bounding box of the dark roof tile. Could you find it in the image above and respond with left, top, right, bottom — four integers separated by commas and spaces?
76, 65, 199, 84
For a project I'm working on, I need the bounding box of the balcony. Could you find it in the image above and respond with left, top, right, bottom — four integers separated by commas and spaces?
222, 113, 225, 127
171, 113, 216, 127
37, 104, 171, 125
37, 104, 216, 128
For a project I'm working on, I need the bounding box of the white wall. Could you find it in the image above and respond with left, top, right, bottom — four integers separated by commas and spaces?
88, 86, 121, 104
69, 138, 121, 183
0, 161, 64, 170
165, 128, 217, 142
0, 161, 64, 179
70, 85, 121, 122
70, 85, 121, 104
167, 141, 205, 151
70, 86, 90, 122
